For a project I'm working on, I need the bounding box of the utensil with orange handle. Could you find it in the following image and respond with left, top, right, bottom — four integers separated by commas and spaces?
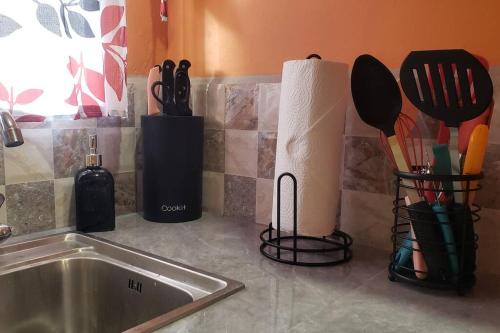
462, 124, 489, 205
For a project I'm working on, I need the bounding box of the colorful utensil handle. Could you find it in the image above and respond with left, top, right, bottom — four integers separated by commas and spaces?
404, 197, 428, 279
387, 136, 420, 203
462, 124, 489, 205
411, 225, 428, 279
432, 144, 453, 196
394, 231, 412, 271
432, 204, 459, 277
449, 128, 462, 203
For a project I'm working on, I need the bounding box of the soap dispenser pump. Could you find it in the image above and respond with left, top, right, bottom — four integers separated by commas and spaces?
75, 135, 115, 232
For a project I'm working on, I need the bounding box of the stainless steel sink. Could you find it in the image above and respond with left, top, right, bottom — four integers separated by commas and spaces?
0, 233, 244, 332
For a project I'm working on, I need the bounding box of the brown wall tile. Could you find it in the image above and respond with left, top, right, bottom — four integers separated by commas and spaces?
53, 128, 96, 178
6, 181, 56, 235
114, 172, 136, 216
204, 129, 225, 172
225, 84, 257, 130
476, 143, 500, 209
225, 129, 258, 177
257, 131, 277, 179
343, 136, 393, 195
224, 174, 256, 219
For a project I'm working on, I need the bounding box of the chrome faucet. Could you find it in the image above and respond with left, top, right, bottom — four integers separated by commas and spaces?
0, 194, 11, 242
0, 111, 23, 147
0, 112, 23, 242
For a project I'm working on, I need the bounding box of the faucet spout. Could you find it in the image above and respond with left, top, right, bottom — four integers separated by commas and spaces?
0, 112, 23, 147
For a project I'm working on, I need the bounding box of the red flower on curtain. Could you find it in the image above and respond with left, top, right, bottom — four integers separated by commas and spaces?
101, 5, 127, 102
65, 54, 105, 119
0, 83, 45, 122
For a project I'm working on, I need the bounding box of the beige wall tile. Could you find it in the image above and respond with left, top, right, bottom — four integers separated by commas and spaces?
340, 189, 394, 251
97, 127, 136, 174
51, 117, 97, 129
54, 177, 76, 228
256, 178, 273, 225
225, 84, 257, 130
128, 75, 148, 127
191, 83, 208, 117
488, 66, 500, 144
257, 83, 280, 132
4, 129, 54, 184
225, 129, 258, 178
202, 171, 224, 215
206, 83, 225, 129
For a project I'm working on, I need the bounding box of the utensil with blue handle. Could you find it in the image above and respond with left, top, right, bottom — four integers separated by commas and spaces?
432, 203, 459, 279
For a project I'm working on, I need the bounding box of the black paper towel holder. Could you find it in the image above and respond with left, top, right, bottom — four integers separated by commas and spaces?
259, 172, 353, 266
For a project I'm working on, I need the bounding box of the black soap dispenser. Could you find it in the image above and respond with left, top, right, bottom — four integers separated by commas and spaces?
75, 135, 115, 232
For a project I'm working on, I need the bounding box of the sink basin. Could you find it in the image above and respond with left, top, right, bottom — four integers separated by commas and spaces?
0, 233, 244, 332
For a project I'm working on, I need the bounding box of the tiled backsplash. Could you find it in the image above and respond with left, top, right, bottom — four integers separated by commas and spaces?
0, 82, 141, 236
6, 67, 500, 275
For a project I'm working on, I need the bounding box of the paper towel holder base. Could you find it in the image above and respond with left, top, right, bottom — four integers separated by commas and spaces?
259, 172, 353, 267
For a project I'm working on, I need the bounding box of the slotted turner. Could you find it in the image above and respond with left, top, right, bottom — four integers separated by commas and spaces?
399, 49, 493, 203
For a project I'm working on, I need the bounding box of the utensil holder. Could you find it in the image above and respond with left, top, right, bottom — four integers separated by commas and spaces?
141, 115, 204, 223
259, 172, 353, 266
388, 170, 482, 295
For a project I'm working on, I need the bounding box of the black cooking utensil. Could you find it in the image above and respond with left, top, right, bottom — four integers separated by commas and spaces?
400, 49, 493, 127
175, 59, 192, 116
151, 59, 177, 115
449, 203, 476, 286
351, 54, 402, 138
400, 49, 493, 203
351, 54, 449, 281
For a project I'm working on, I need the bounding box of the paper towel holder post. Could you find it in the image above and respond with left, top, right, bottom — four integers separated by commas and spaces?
259, 172, 353, 266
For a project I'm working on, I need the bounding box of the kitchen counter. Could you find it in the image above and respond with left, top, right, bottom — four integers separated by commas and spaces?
10, 213, 500, 332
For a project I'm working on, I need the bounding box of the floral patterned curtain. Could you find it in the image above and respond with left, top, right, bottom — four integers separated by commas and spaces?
0, 0, 127, 121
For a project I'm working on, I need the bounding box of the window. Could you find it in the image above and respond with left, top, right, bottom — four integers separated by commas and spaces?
0, 0, 127, 121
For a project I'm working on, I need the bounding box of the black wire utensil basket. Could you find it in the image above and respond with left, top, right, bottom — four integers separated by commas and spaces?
389, 170, 482, 295
260, 172, 353, 266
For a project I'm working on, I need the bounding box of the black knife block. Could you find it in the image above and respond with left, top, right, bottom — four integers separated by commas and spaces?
142, 115, 204, 222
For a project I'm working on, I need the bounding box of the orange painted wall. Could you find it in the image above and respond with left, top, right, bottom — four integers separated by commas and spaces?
128, 0, 500, 76
127, 0, 169, 74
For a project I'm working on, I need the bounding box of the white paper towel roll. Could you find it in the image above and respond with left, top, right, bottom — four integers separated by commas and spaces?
272, 59, 348, 237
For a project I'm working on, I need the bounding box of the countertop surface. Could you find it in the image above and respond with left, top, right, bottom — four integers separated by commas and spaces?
12, 213, 500, 333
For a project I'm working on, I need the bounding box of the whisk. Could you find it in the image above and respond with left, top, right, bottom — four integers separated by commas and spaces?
380, 112, 430, 279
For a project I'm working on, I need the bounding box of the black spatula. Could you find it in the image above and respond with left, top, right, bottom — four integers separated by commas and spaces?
400, 49, 493, 203
351, 54, 449, 281
351, 55, 417, 198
